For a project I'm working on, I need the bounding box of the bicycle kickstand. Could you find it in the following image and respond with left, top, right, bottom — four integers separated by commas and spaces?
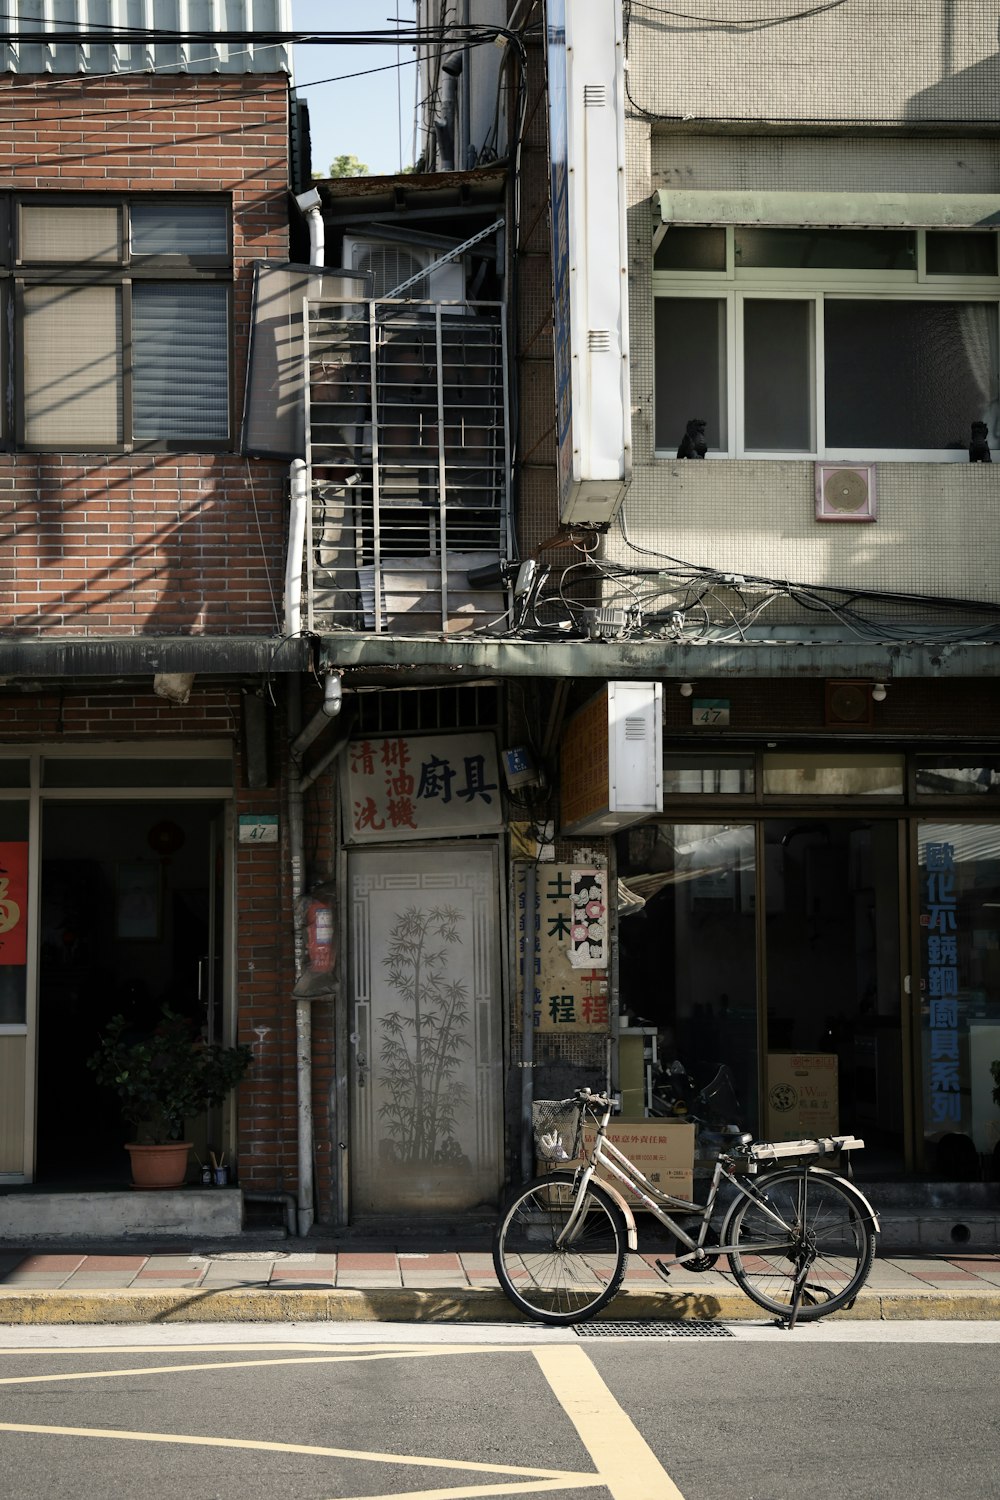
779, 1251, 816, 1332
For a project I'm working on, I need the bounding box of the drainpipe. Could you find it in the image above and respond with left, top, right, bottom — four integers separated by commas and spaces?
284, 191, 326, 639
287, 673, 315, 1237
284, 458, 308, 638
282, 191, 328, 1236
521, 862, 537, 1181
242, 1189, 298, 1237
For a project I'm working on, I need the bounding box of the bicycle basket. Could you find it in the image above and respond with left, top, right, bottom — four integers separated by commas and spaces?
532, 1100, 583, 1163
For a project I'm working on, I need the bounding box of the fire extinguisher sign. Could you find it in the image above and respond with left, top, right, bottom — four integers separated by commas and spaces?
238, 815, 279, 844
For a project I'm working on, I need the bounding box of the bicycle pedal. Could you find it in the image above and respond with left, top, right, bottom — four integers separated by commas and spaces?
653, 1258, 672, 1283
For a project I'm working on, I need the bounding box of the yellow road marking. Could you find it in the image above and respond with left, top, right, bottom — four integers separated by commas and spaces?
315, 1485, 592, 1500
0, 1347, 517, 1387
0, 1342, 435, 1355
534, 1345, 687, 1500
0, 1420, 602, 1486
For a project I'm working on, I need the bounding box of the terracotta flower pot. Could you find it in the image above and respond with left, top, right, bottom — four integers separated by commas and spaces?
126, 1141, 192, 1191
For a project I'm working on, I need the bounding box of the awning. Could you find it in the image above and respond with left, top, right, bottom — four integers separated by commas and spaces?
651, 189, 1000, 237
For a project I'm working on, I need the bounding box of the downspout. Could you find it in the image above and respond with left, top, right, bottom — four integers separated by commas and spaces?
284, 458, 307, 638
285, 190, 328, 1237
284, 190, 325, 639
521, 862, 537, 1181
288, 673, 315, 1237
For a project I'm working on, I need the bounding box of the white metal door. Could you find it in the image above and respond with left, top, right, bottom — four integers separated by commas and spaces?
348, 844, 503, 1214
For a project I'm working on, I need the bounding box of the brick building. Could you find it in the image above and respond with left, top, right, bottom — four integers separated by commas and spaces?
0, 5, 339, 1232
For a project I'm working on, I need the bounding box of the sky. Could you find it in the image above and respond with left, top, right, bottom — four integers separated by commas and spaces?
291, 2, 420, 178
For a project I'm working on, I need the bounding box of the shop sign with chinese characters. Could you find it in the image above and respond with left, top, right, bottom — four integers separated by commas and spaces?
342, 732, 503, 842
515, 863, 610, 1032
0, 842, 27, 966
924, 839, 961, 1129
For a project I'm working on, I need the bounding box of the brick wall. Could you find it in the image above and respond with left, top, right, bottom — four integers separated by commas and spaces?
2, 683, 338, 1200
0, 75, 291, 638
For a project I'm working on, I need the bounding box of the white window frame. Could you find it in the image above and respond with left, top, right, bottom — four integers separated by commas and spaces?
652, 226, 1000, 462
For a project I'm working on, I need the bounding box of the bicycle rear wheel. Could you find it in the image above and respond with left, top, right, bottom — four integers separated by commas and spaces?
724, 1166, 876, 1322
493, 1171, 629, 1325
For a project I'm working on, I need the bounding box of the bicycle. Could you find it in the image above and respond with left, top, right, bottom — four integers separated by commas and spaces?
492, 1089, 880, 1329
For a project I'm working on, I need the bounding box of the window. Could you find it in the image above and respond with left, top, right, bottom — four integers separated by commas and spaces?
8, 197, 231, 450
762, 751, 904, 798
653, 226, 1000, 461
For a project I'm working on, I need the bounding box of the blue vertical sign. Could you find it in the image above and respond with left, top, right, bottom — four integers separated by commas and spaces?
924, 841, 961, 1128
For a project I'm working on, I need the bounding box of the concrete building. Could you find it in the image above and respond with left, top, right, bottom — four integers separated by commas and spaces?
395, 0, 1000, 1202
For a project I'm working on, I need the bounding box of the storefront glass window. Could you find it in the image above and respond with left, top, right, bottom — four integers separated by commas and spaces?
662, 753, 754, 795
916, 757, 1000, 797
616, 823, 758, 1137
918, 823, 1000, 1178
763, 752, 904, 797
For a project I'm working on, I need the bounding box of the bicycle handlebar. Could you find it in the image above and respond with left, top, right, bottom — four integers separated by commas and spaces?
572, 1088, 612, 1109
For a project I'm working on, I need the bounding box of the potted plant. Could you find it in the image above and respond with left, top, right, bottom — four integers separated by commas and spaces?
87, 1006, 253, 1189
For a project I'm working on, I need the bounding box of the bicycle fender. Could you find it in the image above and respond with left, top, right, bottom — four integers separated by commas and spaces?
722, 1165, 881, 1237
593, 1179, 639, 1250
804, 1166, 881, 1232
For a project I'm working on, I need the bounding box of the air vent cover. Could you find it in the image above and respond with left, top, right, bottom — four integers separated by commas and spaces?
815, 463, 877, 522
825, 679, 874, 728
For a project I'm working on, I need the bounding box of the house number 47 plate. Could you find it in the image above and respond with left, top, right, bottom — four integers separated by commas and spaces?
692, 698, 730, 726
238, 815, 279, 844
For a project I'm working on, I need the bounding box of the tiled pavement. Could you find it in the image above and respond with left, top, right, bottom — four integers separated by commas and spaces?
1, 1247, 1000, 1307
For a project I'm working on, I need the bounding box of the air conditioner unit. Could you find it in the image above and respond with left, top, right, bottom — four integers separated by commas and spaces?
815, 463, 877, 522
342, 236, 466, 310
559, 682, 663, 835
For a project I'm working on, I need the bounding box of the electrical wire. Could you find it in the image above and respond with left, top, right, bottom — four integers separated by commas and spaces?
628, 0, 850, 28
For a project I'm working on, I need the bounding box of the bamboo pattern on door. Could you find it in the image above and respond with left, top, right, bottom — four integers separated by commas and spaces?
348, 847, 502, 1213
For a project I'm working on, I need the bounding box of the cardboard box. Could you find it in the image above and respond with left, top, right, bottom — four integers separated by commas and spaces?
766, 1053, 839, 1141
581, 1119, 695, 1205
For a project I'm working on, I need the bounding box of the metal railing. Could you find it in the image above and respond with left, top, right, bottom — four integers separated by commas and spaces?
303, 298, 511, 636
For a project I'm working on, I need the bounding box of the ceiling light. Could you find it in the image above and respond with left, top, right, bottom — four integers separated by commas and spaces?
322, 670, 343, 717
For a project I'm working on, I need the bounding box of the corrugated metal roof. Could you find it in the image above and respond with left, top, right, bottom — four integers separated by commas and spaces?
1, 0, 291, 76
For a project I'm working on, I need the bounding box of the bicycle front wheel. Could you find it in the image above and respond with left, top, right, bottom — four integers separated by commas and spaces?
493, 1171, 629, 1325
725, 1167, 876, 1322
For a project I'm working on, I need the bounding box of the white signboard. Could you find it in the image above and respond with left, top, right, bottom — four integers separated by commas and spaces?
342, 732, 503, 843
545, 0, 631, 527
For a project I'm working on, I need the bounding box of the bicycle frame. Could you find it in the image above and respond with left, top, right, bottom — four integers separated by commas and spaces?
560, 1100, 817, 1261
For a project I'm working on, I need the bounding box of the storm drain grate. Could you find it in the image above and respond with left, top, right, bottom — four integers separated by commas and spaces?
575, 1320, 735, 1338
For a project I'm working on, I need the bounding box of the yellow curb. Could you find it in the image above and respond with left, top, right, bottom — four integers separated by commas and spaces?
1, 1284, 999, 1326
0, 1287, 513, 1326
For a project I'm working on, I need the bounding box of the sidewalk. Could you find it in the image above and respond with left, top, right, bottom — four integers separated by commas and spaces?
2, 1241, 1000, 1324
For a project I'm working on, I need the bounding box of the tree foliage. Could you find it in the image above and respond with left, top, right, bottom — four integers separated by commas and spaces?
327, 153, 370, 178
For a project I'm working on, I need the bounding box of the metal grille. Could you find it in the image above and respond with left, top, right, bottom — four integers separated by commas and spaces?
304, 298, 510, 637
353, 684, 501, 737
575, 1321, 735, 1338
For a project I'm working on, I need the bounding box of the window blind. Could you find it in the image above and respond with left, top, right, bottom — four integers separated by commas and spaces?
21, 205, 119, 263
130, 202, 229, 257
23, 285, 122, 444
132, 282, 229, 440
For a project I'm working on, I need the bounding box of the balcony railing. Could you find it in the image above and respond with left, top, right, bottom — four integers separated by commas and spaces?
303, 298, 510, 636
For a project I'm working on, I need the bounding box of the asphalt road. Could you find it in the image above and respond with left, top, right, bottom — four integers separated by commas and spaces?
1, 1321, 998, 1499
